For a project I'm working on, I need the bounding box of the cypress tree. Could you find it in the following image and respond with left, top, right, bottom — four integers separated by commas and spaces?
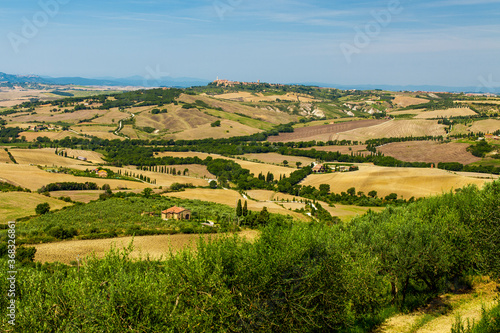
236, 199, 243, 217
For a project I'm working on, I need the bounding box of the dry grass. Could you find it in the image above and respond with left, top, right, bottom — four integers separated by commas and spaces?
414, 108, 477, 119
333, 120, 447, 142
71, 125, 120, 140
301, 164, 491, 199
0, 149, 11, 163
8, 108, 108, 124
107, 166, 210, 187
377, 278, 498, 333
0, 192, 72, 223
469, 119, 500, 133
61, 149, 106, 164
92, 108, 130, 125
32, 230, 260, 264
378, 141, 481, 165
164, 120, 261, 141
242, 153, 315, 166
393, 95, 429, 108
8, 148, 93, 167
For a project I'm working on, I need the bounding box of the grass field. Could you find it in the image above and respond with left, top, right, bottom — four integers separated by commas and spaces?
378, 141, 481, 165
301, 164, 491, 199
32, 230, 260, 264
414, 107, 477, 119
333, 120, 447, 141
0, 192, 72, 223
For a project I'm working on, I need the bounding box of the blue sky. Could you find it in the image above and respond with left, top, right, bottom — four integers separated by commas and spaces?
1, 0, 499, 87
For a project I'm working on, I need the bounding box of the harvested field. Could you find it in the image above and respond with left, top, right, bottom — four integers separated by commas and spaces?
32, 230, 260, 264
242, 153, 315, 166
7, 148, 92, 167
0, 149, 11, 163
71, 125, 119, 140
469, 119, 500, 133
8, 109, 108, 124
212, 91, 316, 103
164, 189, 307, 220
268, 119, 388, 142
301, 164, 491, 199
414, 107, 477, 119
163, 120, 261, 140
92, 108, 130, 124
299, 145, 369, 155
246, 190, 298, 202
19, 130, 79, 142
0, 164, 151, 191
0, 192, 72, 223
156, 152, 297, 177
389, 109, 424, 116
378, 141, 481, 165
333, 120, 447, 142
392, 95, 429, 107
107, 166, 210, 188
457, 100, 500, 105
321, 203, 384, 222
61, 149, 106, 164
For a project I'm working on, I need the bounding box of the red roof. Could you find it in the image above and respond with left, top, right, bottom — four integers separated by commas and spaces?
162, 206, 188, 214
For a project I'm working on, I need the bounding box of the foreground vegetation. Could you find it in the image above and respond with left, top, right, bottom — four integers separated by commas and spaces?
1, 181, 499, 332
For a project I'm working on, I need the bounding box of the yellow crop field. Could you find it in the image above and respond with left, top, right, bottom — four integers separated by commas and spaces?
107, 166, 209, 188
71, 125, 121, 140
333, 120, 447, 141
92, 108, 130, 125
469, 119, 500, 133
0, 192, 72, 223
301, 164, 491, 199
32, 230, 260, 264
0, 164, 151, 191
19, 130, 79, 142
414, 108, 477, 119
7, 148, 91, 167
0, 149, 11, 163
61, 149, 106, 164
392, 95, 429, 107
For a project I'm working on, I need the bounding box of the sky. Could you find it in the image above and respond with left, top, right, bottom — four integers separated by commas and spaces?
1, 0, 500, 88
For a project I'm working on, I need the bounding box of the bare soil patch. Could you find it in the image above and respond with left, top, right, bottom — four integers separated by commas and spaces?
268, 119, 389, 142
378, 141, 481, 165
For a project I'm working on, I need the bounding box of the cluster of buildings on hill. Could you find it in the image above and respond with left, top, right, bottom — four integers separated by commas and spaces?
212, 78, 285, 88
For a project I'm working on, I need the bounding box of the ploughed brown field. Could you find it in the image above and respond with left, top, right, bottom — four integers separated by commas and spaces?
377, 141, 481, 165
267, 119, 389, 142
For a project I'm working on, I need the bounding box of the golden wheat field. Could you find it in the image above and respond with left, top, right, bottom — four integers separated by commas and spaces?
414, 107, 477, 119
71, 125, 121, 140
0, 192, 72, 223
106, 166, 209, 187
301, 164, 491, 199
469, 119, 500, 133
7, 148, 93, 167
18, 130, 79, 142
212, 91, 316, 103
332, 120, 447, 141
32, 230, 260, 264
61, 149, 107, 164
0, 164, 151, 191
392, 95, 429, 107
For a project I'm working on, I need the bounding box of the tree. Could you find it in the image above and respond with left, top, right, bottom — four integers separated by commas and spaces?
347, 187, 356, 196
236, 199, 243, 217
35, 202, 50, 215
256, 207, 270, 225
319, 184, 330, 196
243, 200, 248, 216
283, 160, 289, 166
209, 180, 217, 189
368, 190, 378, 198
385, 193, 398, 201
142, 188, 153, 198
296, 162, 302, 168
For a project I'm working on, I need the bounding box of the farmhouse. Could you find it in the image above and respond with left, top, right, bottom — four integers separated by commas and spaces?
162, 206, 191, 220
77, 156, 87, 161
312, 164, 326, 173
97, 170, 108, 178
